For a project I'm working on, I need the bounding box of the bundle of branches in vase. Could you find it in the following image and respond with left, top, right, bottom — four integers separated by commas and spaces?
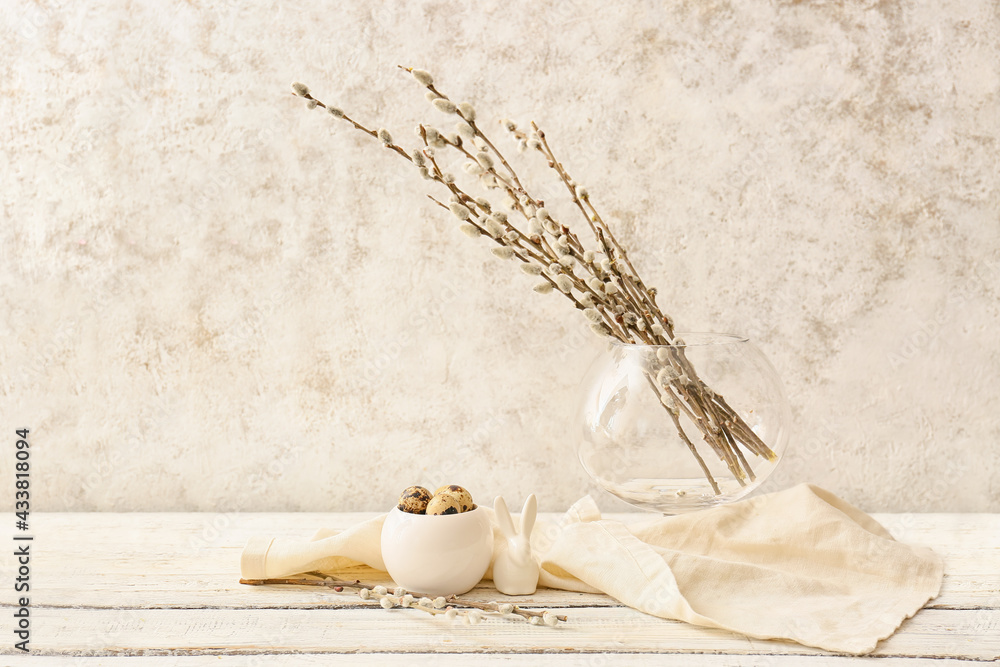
290, 68, 777, 495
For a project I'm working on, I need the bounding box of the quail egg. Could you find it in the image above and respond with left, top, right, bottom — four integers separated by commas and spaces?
397, 485, 432, 514
426, 491, 464, 515
433, 485, 475, 512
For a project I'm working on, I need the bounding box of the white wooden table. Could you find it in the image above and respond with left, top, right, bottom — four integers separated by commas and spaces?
2, 512, 997, 664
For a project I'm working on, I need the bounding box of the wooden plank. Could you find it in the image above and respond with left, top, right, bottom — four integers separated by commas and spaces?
8, 574, 619, 610
11, 511, 997, 568
5, 607, 997, 660
1, 513, 996, 611
15, 511, 1000, 552
6, 570, 996, 612
1, 512, 995, 660
28, 655, 987, 665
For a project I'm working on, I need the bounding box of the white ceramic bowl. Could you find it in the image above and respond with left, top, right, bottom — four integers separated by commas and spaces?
380, 505, 493, 596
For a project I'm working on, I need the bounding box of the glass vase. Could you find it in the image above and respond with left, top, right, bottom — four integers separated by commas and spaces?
578, 333, 791, 513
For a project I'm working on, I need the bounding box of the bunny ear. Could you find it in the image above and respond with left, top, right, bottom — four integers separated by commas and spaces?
494, 495, 517, 537
519, 494, 537, 538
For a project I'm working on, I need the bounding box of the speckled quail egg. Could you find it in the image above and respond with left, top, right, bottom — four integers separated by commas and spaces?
433, 485, 475, 513
397, 486, 432, 514
426, 491, 464, 515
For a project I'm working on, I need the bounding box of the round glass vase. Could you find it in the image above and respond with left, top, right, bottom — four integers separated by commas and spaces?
578, 333, 791, 513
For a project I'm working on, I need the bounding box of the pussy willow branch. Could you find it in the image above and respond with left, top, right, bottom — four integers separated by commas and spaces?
240, 576, 566, 625
296, 89, 610, 334
400, 72, 641, 339
512, 121, 771, 484
290, 72, 776, 492
524, 122, 668, 336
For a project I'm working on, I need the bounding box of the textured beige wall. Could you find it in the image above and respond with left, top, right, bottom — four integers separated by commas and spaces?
2, 1, 998, 513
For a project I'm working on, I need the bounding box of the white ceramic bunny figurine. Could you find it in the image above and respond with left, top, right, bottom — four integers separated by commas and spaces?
492, 494, 540, 596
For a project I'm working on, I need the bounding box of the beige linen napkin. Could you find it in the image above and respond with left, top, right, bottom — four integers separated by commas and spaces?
240, 483, 943, 654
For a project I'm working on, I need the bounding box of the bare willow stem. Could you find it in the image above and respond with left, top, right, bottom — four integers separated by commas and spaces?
643, 373, 720, 494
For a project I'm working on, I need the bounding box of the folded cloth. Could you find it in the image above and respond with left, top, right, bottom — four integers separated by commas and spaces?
240, 483, 943, 654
